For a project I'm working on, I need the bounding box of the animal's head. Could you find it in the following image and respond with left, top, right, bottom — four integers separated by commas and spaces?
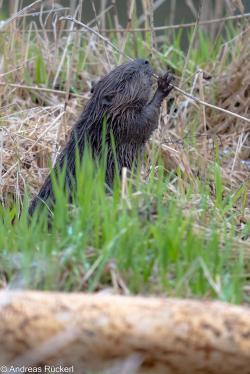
90, 59, 154, 113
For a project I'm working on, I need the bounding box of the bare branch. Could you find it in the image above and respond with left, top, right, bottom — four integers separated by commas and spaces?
171, 84, 250, 124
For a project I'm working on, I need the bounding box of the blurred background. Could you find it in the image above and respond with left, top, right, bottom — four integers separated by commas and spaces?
1, 0, 250, 27
1, 0, 250, 51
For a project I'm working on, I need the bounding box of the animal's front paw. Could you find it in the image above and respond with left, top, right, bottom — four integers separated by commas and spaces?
157, 72, 173, 97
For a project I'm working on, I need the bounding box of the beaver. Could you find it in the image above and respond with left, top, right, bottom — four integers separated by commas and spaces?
28, 59, 173, 216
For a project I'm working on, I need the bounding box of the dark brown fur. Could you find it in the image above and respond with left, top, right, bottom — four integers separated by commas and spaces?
28, 59, 173, 215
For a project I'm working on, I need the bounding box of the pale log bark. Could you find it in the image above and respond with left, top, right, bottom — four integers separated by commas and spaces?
0, 291, 250, 373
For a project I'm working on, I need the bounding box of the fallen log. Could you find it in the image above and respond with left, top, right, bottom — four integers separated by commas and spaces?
0, 291, 250, 373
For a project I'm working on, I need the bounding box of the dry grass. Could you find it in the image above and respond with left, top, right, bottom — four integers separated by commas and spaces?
0, 0, 249, 214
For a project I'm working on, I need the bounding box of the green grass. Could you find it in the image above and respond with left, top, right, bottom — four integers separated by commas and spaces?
0, 148, 248, 303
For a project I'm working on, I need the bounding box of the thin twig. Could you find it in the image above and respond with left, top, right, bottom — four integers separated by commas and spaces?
0, 0, 42, 30
52, 6, 80, 88
0, 82, 85, 99
14, 8, 69, 18
180, 0, 203, 88
90, 0, 111, 66
66, 12, 250, 33
198, 70, 208, 176
1, 12, 250, 34
59, 16, 132, 61
88, 4, 114, 28
0, 58, 35, 77
2, 12, 250, 34
149, 0, 157, 51
118, 0, 136, 64
171, 84, 250, 124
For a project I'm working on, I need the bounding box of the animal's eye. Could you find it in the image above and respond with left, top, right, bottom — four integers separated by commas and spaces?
102, 94, 114, 106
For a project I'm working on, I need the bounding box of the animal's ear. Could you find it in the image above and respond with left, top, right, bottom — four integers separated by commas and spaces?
90, 80, 98, 93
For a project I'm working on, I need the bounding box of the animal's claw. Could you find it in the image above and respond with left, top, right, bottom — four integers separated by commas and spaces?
157, 72, 173, 96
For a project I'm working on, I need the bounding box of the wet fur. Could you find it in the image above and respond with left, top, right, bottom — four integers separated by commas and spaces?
28, 59, 172, 215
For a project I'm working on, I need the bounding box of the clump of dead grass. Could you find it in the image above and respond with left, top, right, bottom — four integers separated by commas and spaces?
154, 29, 250, 205
206, 31, 250, 192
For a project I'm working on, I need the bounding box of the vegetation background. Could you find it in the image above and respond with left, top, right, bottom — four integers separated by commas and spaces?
0, 0, 249, 304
